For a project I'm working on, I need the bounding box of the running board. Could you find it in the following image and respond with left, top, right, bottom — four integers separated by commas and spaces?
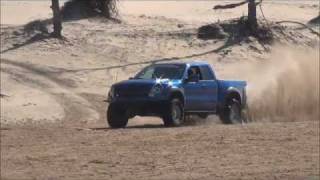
185, 110, 216, 114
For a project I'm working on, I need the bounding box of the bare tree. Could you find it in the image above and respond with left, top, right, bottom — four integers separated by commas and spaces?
247, 0, 257, 28
214, 0, 260, 30
51, 0, 62, 37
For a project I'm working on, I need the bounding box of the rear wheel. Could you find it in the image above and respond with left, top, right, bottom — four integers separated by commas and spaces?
163, 98, 184, 127
219, 99, 243, 124
107, 104, 128, 128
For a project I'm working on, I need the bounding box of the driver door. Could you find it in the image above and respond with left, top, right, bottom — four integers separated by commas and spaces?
183, 66, 203, 111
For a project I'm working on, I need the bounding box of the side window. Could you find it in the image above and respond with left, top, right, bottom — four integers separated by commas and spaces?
188, 66, 203, 80
200, 66, 215, 80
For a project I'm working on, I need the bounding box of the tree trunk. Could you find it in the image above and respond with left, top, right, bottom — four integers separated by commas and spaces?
248, 0, 257, 29
51, 0, 62, 38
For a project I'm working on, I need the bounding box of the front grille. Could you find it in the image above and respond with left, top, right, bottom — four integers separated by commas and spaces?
118, 90, 148, 97
116, 85, 151, 98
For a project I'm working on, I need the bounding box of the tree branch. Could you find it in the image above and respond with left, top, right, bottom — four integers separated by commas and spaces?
213, 0, 248, 10
255, 0, 263, 6
276, 20, 320, 37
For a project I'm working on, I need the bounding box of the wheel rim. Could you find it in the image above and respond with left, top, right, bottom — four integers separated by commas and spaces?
172, 104, 182, 123
230, 104, 241, 123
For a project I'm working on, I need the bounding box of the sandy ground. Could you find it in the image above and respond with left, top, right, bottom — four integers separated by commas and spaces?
1, 122, 319, 180
1, 0, 319, 179
1, 1, 318, 25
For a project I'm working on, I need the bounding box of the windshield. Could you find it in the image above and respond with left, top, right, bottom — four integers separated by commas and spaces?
134, 64, 186, 80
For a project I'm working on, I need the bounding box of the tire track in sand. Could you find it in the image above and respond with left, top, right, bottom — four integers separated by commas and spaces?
1, 58, 100, 126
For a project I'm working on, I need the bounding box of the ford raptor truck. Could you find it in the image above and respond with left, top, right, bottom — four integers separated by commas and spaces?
106, 62, 247, 128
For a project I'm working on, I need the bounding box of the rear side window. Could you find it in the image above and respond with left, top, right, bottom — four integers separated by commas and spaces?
200, 66, 215, 80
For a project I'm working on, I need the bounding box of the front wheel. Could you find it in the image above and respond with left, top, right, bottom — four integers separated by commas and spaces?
107, 104, 128, 128
163, 98, 184, 127
219, 99, 243, 124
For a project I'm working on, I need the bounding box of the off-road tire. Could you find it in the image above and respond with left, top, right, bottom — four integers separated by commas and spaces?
107, 103, 128, 128
163, 98, 184, 127
219, 99, 243, 124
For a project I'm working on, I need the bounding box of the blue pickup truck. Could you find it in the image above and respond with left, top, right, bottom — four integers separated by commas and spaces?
106, 62, 247, 128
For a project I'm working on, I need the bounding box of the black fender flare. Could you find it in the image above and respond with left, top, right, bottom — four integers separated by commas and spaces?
168, 89, 185, 105
224, 87, 245, 107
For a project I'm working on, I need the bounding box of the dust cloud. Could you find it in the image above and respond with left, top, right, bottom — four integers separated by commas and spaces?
241, 45, 319, 122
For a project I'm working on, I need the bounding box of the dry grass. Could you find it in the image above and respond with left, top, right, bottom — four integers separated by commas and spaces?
61, 0, 118, 20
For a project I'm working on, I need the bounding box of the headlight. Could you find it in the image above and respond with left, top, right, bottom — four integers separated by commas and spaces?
149, 84, 163, 97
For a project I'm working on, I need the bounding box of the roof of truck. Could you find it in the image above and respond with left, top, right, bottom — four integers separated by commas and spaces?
155, 61, 210, 66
